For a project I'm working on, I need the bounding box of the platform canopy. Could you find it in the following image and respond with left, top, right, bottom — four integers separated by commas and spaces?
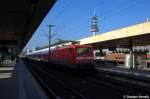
79, 21, 150, 49
0, 0, 56, 53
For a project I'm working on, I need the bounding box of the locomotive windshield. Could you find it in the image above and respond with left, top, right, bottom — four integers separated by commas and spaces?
77, 47, 92, 55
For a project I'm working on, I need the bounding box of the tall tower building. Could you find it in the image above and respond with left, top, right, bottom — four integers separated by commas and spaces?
91, 14, 99, 36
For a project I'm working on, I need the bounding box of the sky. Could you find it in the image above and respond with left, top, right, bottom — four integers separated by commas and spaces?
24, 0, 150, 51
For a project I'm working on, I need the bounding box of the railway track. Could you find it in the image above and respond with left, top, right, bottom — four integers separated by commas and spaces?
95, 69, 150, 94
23, 59, 150, 98
23, 59, 122, 98
68, 70, 150, 96
86, 75, 149, 95
27, 60, 123, 97
26, 61, 87, 99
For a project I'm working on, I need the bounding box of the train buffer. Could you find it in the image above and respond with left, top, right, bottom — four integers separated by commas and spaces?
0, 59, 49, 99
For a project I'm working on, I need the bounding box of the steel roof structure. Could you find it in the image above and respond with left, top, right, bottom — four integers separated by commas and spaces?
0, 0, 56, 53
79, 21, 150, 49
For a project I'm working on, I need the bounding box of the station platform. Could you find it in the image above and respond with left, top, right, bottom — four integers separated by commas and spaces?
0, 59, 49, 99
96, 64, 150, 82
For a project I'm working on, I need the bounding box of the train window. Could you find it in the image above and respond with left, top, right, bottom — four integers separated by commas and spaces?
77, 48, 92, 55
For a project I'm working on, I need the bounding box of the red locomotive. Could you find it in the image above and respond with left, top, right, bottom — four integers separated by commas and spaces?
27, 41, 94, 69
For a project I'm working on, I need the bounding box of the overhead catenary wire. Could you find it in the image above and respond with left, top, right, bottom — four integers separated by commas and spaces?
50, 0, 73, 24
62, 0, 144, 36
28, 0, 149, 50
48, 0, 136, 39
52, 25, 66, 36
71, 0, 149, 36
43, 0, 73, 43
100, 0, 135, 17
44, 0, 149, 41
100, 0, 149, 21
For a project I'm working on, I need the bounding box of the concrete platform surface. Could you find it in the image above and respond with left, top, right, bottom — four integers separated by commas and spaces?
0, 60, 49, 99
96, 65, 150, 80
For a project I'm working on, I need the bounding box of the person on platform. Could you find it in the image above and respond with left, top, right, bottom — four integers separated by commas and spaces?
16, 55, 19, 63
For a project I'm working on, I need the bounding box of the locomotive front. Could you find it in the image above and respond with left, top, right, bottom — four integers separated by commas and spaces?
75, 45, 94, 69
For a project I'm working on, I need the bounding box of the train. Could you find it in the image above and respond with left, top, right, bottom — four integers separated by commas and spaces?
27, 41, 94, 69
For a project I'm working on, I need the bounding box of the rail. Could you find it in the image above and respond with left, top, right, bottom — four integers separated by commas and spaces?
27, 61, 87, 99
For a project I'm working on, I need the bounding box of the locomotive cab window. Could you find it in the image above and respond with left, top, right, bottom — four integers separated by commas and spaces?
77, 48, 92, 55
